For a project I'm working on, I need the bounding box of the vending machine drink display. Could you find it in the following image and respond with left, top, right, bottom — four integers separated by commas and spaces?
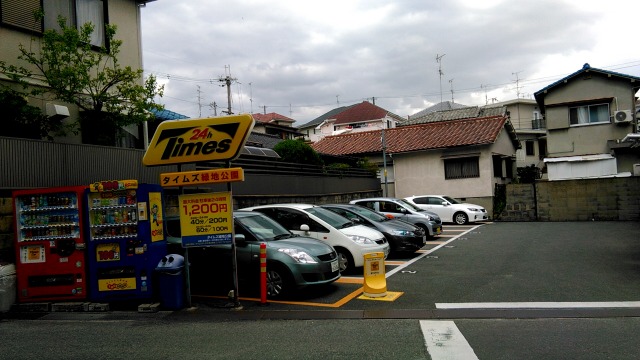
85, 180, 167, 303
13, 186, 88, 302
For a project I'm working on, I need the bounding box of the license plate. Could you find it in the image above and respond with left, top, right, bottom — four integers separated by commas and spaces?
331, 259, 339, 272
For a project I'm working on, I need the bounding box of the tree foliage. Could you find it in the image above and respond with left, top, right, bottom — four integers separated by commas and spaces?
0, 88, 72, 140
273, 139, 323, 165
0, 15, 164, 130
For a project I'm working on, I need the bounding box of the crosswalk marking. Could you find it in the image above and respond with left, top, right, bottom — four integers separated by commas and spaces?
420, 320, 479, 360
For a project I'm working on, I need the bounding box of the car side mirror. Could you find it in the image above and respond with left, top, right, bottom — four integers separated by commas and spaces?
235, 234, 246, 246
442, 201, 448, 206
300, 224, 310, 232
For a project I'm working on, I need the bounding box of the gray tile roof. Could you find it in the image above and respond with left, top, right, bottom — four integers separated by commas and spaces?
400, 105, 506, 126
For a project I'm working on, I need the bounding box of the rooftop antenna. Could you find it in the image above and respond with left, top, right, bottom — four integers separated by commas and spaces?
512, 71, 523, 99
248, 82, 253, 114
449, 79, 454, 103
436, 54, 446, 105
481, 84, 488, 105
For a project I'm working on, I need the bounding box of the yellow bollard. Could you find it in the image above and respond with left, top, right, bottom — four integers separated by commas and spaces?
362, 252, 387, 298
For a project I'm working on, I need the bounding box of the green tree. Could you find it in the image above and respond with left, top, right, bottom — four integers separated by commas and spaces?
273, 139, 323, 165
0, 15, 164, 140
0, 88, 72, 140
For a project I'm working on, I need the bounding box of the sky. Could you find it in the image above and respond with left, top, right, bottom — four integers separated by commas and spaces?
140, 0, 640, 126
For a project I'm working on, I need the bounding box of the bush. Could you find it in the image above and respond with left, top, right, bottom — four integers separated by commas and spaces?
273, 139, 323, 165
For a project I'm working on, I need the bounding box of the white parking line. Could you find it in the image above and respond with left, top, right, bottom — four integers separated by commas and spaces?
385, 224, 483, 277
436, 301, 640, 309
420, 320, 479, 360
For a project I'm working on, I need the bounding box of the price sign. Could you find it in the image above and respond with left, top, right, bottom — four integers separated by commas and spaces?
179, 191, 233, 247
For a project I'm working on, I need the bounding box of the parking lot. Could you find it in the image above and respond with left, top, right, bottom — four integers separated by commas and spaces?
188, 221, 640, 314
187, 223, 496, 308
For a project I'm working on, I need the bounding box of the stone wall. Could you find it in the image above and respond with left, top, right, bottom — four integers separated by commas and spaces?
499, 177, 640, 221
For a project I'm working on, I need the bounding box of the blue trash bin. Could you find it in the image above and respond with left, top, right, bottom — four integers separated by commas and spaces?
155, 254, 185, 310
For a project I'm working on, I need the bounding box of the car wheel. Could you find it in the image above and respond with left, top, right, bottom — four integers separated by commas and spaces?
417, 224, 434, 238
266, 264, 291, 298
453, 212, 469, 225
335, 248, 353, 274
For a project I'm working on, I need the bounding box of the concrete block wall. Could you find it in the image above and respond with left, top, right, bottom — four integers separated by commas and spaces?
499, 177, 640, 221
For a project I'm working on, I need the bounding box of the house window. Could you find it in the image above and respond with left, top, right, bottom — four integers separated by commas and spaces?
569, 104, 609, 126
492, 155, 503, 177
1, 0, 106, 47
444, 157, 479, 179
525, 140, 535, 156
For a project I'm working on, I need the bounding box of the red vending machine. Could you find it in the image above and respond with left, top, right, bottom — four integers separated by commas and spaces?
13, 186, 88, 302
85, 180, 167, 303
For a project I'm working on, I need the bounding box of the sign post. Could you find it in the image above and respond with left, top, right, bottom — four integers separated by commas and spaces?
143, 115, 254, 310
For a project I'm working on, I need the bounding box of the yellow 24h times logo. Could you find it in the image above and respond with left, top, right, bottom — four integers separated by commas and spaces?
143, 115, 254, 166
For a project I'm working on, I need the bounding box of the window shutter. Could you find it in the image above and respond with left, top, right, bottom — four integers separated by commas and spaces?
1, 0, 42, 32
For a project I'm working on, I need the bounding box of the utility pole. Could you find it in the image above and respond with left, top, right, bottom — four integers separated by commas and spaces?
217, 65, 237, 115
381, 126, 388, 197
436, 54, 445, 105
210, 101, 218, 116
197, 85, 202, 117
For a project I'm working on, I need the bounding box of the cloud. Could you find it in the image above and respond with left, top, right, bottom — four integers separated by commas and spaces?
140, 0, 640, 123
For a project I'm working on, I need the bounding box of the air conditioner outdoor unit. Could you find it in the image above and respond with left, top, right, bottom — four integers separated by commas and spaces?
614, 110, 632, 123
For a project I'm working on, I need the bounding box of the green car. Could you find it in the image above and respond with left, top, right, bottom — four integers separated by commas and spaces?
168, 211, 341, 298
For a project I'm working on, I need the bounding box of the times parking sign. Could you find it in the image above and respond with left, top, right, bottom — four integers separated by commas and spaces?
179, 191, 233, 247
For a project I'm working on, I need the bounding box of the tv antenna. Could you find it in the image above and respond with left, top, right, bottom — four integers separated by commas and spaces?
512, 71, 523, 99
436, 54, 446, 105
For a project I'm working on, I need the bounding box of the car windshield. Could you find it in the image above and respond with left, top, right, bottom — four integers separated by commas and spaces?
345, 205, 388, 222
236, 213, 293, 241
306, 207, 354, 229
442, 196, 460, 204
398, 198, 423, 211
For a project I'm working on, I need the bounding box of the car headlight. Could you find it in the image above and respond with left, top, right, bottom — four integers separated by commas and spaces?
467, 208, 480, 211
391, 230, 412, 236
278, 248, 317, 264
347, 234, 375, 245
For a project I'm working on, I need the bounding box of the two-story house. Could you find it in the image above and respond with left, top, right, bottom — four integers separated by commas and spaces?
297, 101, 403, 143
534, 63, 640, 180
0, 0, 156, 146
251, 112, 303, 140
312, 114, 519, 214
485, 99, 546, 171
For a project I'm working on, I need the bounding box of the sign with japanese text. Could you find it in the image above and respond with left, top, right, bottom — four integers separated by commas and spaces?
98, 277, 136, 291
142, 115, 254, 166
179, 191, 233, 247
160, 168, 245, 187
90, 180, 138, 192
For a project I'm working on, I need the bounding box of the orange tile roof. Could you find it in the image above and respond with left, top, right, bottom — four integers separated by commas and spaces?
312, 115, 508, 156
252, 112, 295, 123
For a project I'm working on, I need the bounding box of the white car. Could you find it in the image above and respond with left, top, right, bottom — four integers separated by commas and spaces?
404, 195, 488, 225
240, 204, 390, 274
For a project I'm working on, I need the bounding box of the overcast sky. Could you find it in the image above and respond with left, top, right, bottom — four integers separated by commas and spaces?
140, 0, 640, 125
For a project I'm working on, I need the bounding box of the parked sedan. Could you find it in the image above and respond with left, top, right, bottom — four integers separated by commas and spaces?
320, 204, 426, 254
404, 195, 488, 225
349, 197, 442, 238
166, 211, 340, 298
241, 204, 390, 274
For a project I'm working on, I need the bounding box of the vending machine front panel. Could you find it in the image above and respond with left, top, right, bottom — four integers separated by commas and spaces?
86, 181, 166, 302
13, 186, 88, 302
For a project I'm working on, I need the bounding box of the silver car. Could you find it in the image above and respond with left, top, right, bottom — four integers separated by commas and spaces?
349, 197, 443, 238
